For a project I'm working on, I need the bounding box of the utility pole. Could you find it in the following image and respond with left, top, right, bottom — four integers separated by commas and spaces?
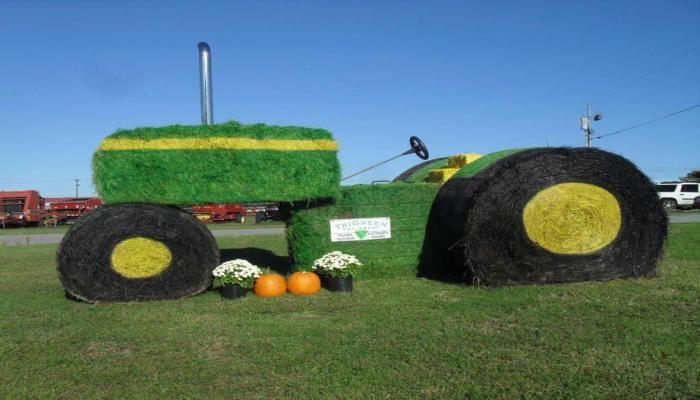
579, 103, 603, 147
585, 103, 593, 147
74, 179, 80, 198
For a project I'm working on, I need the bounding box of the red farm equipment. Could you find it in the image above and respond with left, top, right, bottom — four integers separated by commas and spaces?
46, 197, 103, 225
0, 190, 47, 228
190, 203, 246, 223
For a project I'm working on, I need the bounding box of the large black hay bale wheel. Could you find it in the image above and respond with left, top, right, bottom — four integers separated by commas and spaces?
57, 203, 219, 302
426, 147, 668, 286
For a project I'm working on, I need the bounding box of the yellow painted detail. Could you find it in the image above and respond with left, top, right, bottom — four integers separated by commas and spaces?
523, 183, 621, 255
421, 153, 483, 185
99, 137, 339, 152
447, 153, 482, 168
426, 168, 459, 183
194, 213, 212, 222
111, 237, 172, 279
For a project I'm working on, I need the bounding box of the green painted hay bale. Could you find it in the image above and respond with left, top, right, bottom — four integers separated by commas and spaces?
287, 183, 440, 275
451, 148, 527, 178
93, 121, 341, 205
395, 150, 528, 183
393, 158, 448, 182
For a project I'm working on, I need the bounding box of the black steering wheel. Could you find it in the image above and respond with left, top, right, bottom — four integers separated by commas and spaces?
409, 136, 429, 160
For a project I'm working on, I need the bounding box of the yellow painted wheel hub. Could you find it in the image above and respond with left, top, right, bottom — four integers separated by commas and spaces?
111, 237, 172, 279
523, 183, 621, 255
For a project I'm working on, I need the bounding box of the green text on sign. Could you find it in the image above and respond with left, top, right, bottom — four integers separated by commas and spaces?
329, 217, 392, 242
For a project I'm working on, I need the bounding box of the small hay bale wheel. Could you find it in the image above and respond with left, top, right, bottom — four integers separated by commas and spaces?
429, 147, 668, 286
57, 203, 219, 302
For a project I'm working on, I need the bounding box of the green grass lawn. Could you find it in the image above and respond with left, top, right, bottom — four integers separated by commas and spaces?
205, 219, 285, 230
1, 225, 698, 399
0, 218, 284, 236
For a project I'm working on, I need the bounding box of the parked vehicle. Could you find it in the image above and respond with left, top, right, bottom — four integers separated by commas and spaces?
46, 197, 102, 225
656, 181, 700, 210
244, 203, 281, 223
0, 190, 47, 227
694, 196, 700, 209
191, 203, 246, 223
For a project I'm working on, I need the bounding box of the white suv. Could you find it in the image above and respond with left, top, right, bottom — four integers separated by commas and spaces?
656, 181, 700, 210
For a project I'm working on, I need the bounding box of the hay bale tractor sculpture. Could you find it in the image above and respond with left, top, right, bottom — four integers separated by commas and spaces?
56, 44, 668, 302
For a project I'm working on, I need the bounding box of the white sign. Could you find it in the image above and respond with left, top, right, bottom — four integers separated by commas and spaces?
329, 217, 391, 242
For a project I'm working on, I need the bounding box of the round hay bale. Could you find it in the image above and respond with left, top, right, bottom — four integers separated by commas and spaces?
57, 204, 219, 302
426, 147, 668, 286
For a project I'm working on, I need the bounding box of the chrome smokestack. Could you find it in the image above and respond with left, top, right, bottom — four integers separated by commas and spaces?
198, 42, 213, 125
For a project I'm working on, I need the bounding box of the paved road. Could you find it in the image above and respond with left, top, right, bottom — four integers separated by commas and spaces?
0, 227, 285, 247
669, 213, 700, 224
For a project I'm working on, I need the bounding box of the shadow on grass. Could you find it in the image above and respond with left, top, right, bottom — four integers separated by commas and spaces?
416, 240, 472, 285
220, 247, 292, 275
416, 199, 474, 286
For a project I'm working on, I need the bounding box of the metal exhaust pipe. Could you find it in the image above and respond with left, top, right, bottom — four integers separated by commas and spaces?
198, 42, 213, 125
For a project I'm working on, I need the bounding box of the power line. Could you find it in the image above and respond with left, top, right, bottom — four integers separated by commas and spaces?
598, 47, 698, 106
604, 72, 700, 114
0, 178, 91, 186
595, 103, 700, 139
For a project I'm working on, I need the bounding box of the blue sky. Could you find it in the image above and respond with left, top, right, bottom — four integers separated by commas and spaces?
1, 0, 698, 197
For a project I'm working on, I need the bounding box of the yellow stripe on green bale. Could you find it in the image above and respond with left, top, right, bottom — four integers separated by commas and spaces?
111, 237, 173, 279
99, 137, 339, 152
523, 182, 621, 255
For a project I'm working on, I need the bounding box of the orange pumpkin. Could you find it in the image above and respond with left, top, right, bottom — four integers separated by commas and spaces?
287, 271, 321, 296
253, 273, 287, 297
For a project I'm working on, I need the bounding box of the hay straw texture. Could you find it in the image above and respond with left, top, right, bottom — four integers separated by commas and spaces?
57, 204, 219, 302
453, 148, 526, 178
447, 153, 482, 168
287, 183, 440, 271
393, 158, 448, 182
424, 154, 482, 184
421, 147, 668, 286
522, 182, 622, 254
110, 237, 173, 278
426, 168, 459, 183
395, 153, 483, 184
93, 121, 341, 204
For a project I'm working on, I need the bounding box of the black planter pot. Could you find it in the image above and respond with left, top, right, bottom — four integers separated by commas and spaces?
219, 284, 247, 299
321, 276, 353, 292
